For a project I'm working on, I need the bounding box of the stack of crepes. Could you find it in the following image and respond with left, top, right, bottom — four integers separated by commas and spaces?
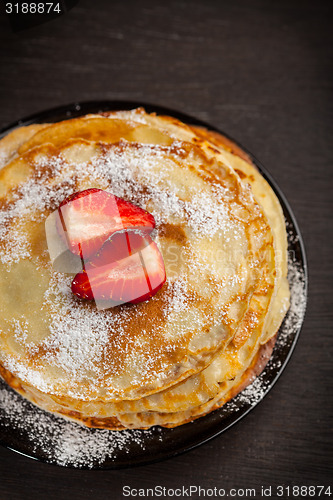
0, 108, 290, 429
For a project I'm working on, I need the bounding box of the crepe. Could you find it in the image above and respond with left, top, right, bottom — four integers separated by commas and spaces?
0, 109, 289, 429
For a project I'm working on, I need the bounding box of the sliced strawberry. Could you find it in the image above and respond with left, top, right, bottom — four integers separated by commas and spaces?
57, 188, 155, 259
85, 230, 149, 268
71, 233, 166, 306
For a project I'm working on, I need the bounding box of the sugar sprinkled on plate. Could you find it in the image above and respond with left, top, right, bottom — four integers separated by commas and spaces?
0, 381, 160, 468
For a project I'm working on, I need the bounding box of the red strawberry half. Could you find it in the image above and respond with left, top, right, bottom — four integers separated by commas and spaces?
86, 231, 150, 269
71, 232, 166, 306
57, 188, 155, 259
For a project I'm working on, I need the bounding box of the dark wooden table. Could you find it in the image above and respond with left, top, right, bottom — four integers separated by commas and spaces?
0, 1, 332, 498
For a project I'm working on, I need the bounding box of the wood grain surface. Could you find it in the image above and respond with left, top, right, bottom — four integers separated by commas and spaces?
0, 1, 332, 498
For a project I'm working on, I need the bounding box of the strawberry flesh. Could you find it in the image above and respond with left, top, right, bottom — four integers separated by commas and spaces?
57, 188, 155, 259
71, 232, 166, 306
86, 231, 148, 268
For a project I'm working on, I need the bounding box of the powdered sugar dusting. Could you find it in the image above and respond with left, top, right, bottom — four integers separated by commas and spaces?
5, 270, 186, 399
237, 375, 268, 405
0, 155, 76, 265
278, 253, 307, 343
0, 151, 8, 169
0, 383, 160, 468
86, 144, 237, 239
43, 274, 112, 384
0, 226, 31, 264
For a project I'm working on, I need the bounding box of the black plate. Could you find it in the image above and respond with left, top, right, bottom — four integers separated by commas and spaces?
0, 102, 307, 469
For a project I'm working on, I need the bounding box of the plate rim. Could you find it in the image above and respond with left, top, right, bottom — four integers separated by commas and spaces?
0, 100, 308, 470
